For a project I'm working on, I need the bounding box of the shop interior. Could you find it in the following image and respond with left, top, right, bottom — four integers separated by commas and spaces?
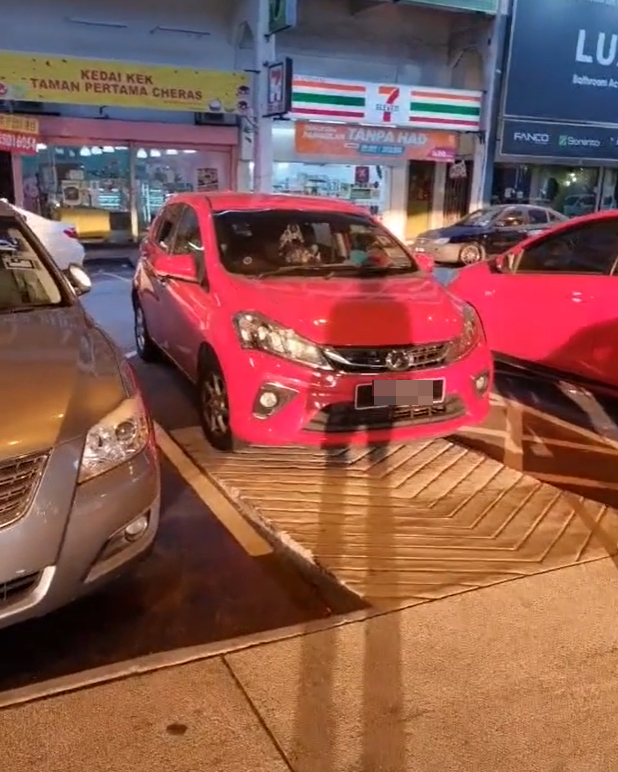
491, 163, 618, 216
271, 161, 386, 217
20, 143, 229, 243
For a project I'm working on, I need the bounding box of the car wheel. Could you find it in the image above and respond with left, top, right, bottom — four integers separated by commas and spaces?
134, 302, 159, 362
459, 243, 485, 265
197, 355, 240, 453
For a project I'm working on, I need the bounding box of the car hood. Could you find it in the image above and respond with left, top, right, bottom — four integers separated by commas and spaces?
227, 274, 465, 346
0, 306, 128, 459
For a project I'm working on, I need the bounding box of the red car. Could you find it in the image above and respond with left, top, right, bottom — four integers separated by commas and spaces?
447, 209, 618, 393
132, 192, 492, 451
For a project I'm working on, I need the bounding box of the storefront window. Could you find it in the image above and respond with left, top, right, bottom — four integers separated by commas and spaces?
20, 143, 229, 242
134, 147, 226, 233
273, 162, 387, 218
492, 163, 600, 217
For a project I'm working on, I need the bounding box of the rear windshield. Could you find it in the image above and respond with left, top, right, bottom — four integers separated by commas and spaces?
213, 209, 418, 278
0, 218, 64, 312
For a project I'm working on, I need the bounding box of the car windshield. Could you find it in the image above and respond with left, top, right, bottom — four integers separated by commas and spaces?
456, 208, 498, 227
0, 218, 64, 312
213, 209, 418, 278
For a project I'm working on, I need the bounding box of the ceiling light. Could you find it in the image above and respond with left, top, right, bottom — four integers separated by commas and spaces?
91, 146, 102, 155
136, 148, 147, 159
36, 143, 47, 152
149, 149, 161, 157
165, 149, 178, 155
102, 146, 114, 153
79, 146, 91, 157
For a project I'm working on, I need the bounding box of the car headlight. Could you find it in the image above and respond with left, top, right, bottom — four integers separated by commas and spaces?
446, 304, 483, 362
78, 394, 150, 483
433, 237, 450, 245
233, 312, 332, 370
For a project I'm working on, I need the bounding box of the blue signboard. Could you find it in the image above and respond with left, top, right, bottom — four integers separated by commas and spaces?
504, 0, 618, 125
501, 119, 618, 161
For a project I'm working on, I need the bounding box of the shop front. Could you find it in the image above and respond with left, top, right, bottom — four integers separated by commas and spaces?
495, 0, 618, 216
272, 76, 483, 240
0, 50, 249, 242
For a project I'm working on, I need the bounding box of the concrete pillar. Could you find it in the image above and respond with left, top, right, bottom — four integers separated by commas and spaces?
252, 0, 275, 193
382, 165, 407, 241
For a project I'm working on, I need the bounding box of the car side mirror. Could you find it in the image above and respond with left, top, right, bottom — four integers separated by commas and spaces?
414, 251, 434, 272
155, 253, 199, 283
66, 263, 92, 295
494, 251, 517, 273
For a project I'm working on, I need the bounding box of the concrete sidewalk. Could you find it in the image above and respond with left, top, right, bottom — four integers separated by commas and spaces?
3, 557, 618, 772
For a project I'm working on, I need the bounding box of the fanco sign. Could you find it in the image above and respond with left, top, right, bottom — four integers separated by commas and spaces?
504, 0, 618, 125
501, 119, 618, 160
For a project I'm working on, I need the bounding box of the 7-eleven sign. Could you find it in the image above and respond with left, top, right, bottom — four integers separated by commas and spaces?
375, 85, 401, 123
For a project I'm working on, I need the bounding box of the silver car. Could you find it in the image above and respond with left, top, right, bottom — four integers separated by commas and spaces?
0, 201, 160, 630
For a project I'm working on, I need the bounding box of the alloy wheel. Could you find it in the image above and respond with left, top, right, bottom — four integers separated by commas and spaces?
200, 372, 230, 436
460, 245, 482, 265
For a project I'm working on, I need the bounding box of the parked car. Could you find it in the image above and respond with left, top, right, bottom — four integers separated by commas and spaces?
562, 193, 596, 218
0, 201, 159, 630
446, 209, 618, 393
408, 204, 568, 265
2, 201, 85, 270
132, 192, 493, 452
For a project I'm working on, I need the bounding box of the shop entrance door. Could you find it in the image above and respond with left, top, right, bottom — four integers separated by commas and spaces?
443, 160, 472, 225
406, 161, 435, 239
0, 152, 15, 203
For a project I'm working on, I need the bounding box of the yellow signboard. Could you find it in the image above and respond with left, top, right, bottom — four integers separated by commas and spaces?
0, 52, 251, 113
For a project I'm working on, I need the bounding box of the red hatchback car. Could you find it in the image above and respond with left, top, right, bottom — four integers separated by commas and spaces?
132, 193, 492, 451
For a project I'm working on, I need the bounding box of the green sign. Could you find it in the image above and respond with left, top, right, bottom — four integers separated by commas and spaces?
268, 0, 297, 35
399, 0, 498, 12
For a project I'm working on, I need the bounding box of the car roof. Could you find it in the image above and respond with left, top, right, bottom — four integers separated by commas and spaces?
168, 191, 368, 214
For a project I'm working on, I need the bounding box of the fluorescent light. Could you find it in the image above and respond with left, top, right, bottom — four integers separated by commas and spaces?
36, 143, 47, 152
91, 146, 102, 155
102, 146, 114, 153
149, 149, 161, 157
165, 149, 178, 155
136, 148, 147, 159
79, 146, 91, 157
182, 149, 197, 154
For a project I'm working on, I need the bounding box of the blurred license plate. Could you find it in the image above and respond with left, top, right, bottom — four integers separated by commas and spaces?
355, 379, 445, 409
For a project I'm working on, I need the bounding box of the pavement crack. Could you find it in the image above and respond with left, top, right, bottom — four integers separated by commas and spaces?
221, 656, 296, 772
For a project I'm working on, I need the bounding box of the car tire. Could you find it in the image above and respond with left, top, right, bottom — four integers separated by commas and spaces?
133, 301, 159, 362
459, 243, 485, 265
197, 353, 242, 453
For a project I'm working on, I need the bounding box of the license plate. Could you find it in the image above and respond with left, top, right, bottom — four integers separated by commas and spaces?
355, 379, 445, 409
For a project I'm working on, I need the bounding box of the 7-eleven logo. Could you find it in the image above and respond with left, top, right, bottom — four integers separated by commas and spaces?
377, 86, 400, 123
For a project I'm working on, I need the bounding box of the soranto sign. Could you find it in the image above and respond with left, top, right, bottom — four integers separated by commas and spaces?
504, 0, 618, 124
295, 121, 458, 162
501, 119, 618, 161
0, 51, 250, 114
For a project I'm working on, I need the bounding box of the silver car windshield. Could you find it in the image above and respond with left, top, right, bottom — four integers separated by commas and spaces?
0, 219, 64, 312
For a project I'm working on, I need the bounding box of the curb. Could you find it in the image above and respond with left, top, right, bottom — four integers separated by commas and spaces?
0, 605, 381, 711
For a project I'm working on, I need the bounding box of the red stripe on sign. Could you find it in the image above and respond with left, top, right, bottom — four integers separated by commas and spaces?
292, 107, 366, 119
409, 116, 477, 128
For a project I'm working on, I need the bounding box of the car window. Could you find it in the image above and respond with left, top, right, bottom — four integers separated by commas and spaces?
517, 220, 618, 275
213, 209, 417, 278
529, 208, 549, 225
496, 208, 526, 227
548, 210, 567, 223
153, 204, 183, 251
457, 208, 496, 227
0, 218, 64, 310
172, 206, 203, 255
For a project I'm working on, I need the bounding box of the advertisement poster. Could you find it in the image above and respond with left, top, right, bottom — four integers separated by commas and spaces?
0, 113, 39, 155
505, 0, 618, 124
197, 168, 219, 192
295, 121, 457, 162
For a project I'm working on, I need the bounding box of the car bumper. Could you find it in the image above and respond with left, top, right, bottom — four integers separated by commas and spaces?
410, 242, 463, 264
226, 344, 493, 447
0, 442, 160, 631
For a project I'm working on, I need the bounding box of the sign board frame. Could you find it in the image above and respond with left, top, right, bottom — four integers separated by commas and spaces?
264, 58, 293, 118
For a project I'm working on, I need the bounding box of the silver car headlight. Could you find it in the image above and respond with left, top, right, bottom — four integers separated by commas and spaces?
233, 311, 332, 370
445, 304, 484, 362
78, 394, 150, 483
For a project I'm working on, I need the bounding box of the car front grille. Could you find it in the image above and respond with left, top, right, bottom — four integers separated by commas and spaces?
324, 343, 449, 373
305, 395, 465, 433
0, 451, 48, 528
0, 571, 41, 607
